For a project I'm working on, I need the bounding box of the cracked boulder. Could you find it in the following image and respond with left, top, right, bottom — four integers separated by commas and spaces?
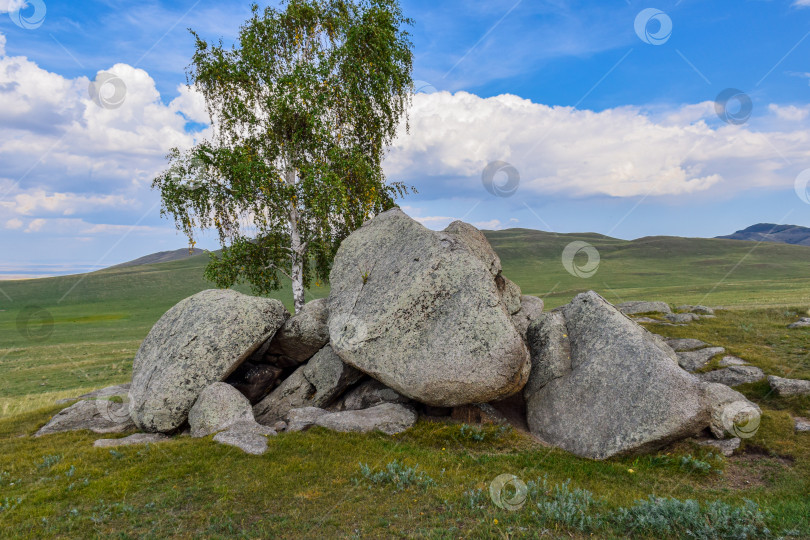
129, 289, 289, 433
524, 292, 710, 459
253, 345, 362, 425
327, 208, 530, 407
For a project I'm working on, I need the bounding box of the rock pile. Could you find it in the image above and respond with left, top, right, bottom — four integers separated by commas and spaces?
36, 209, 781, 459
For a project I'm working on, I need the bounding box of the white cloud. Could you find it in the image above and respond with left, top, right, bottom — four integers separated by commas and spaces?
0, 1, 25, 14
24, 218, 45, 232
5, 218, 22, 229
472, 219, 503, 230
387, 92, 810, 199
0, 190, 133, 216
16, 217, 163, 235
769, 104, 810, 122
0, 32, 5, 56
793, 0, 810, 7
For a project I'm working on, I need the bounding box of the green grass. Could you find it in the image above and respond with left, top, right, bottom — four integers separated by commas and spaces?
1, 231, 810, 537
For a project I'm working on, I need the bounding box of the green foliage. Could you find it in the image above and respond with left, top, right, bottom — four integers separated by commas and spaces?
457, 423, 510, 443
612, 496, 771, 539
153, 0, 414, 308
36, 455, 61, 469
678, 454, 720, 475
530, 478, 602, 532
355, 460, 436, 490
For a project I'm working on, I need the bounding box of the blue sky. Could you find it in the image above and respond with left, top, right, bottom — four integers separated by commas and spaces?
2, 0, 810, 277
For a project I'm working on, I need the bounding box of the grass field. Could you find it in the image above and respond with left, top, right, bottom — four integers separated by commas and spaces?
1, 230, 809, 537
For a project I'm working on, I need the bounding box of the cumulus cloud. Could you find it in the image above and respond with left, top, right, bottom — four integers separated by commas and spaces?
0, 48, 210, 245
5, 217, 22, 229
0, 190, 134, 216
0, 32, 5, 56
0, 0, 25, 14
386, 92, 810, 199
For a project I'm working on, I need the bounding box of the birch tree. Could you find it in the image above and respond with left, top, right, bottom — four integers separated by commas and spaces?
153, 0, 413, 312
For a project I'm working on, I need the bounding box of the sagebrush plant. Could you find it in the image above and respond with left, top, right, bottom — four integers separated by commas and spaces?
457, 423, 511, 443
355, 460, 436, 490
530, 478, 602, 532
612, 496, 771, 539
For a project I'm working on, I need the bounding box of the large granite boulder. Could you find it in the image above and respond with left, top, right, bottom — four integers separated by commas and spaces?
253, 345, 363, 425
264, 298, 329, 365
327, 209, 530, 407
130, 289, 289, 433
36, 400, 134, 437
286, 403, 417, 435
524, 292, 709, 459
188, 383, 255, 438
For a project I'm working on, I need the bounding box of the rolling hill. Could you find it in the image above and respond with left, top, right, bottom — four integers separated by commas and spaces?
3, 228, 810, 354
110, 248, 206, 268
717, 223, 810, 246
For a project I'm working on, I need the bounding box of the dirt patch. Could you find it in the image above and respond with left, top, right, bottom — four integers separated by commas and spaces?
722, 445, 794, 490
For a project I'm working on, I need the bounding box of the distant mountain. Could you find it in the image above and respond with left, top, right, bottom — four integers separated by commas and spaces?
717, 224, 810, 246
110, 248, 206, 269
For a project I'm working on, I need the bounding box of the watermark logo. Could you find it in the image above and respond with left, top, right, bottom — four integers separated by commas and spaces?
489, 474, 527, 511
16, 305, 53, 342
562, 241, 600, 278
714, 88, 752, 125
721, 401, 760, 439
634, 8, 672, 46
88, 72, 127, 110
482, 161, 520, 198
95, 395, 132, 426
330, 313, 369, 352
9, 0, 46, 30
413, 80, 437, 94
794, 169, 810, 204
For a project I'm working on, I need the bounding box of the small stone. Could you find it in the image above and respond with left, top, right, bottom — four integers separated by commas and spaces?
212, 420, 276, 455
699, 366, 766, 387
617, 301, 672, 315
93, 433, 169, 448
768, 375, 810, 397
787, 317, 810, 329
286, 403, 417, 435
35, 400, 134, 437
676, 347, 726, 372
188, 383, 254, 438
665, 313, 700, 324
677, 305, 715, 315
718, 356, 748, 367
696, 437, 740, 457
794, 417, 810, 432
665, 338, 708, 352
272, 421, 287, 432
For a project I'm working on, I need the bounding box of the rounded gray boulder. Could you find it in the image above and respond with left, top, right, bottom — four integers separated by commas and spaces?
327, 209, 530, 407
189, 382, 255, 438
130, 289, 289, 433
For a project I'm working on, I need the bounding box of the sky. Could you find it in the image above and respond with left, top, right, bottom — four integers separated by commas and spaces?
2, 0, 810, 278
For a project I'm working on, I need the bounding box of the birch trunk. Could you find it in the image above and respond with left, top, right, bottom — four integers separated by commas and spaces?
286, 168, 306, 313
